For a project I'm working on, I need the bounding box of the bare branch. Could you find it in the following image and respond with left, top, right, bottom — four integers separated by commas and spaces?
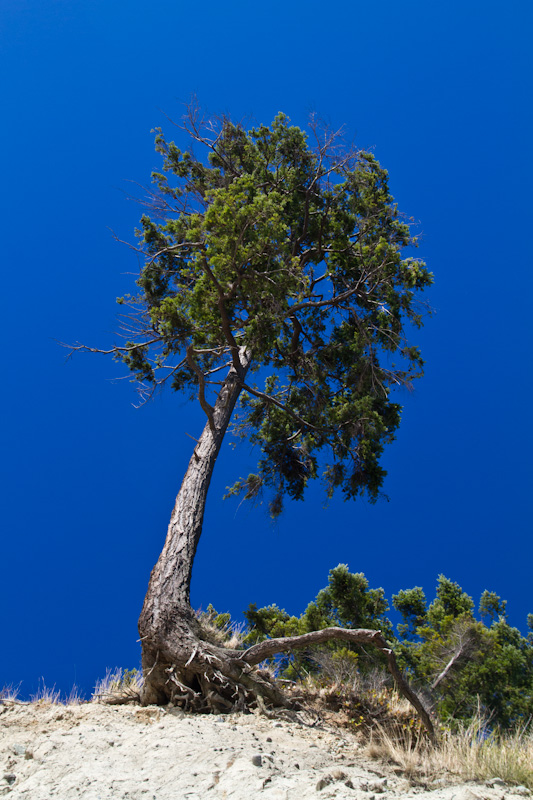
186, 345, 215, 432
431, 620, 480, 691
288, 285, 360, 316
61, 337, 164, 358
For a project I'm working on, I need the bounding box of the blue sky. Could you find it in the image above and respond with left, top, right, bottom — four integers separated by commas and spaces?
1, 0, 532, 699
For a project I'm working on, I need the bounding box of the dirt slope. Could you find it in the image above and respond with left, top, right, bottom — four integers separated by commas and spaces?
0, 703, 529, 800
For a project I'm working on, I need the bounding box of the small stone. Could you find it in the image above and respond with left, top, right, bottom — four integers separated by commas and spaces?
316, 774, 333, 791
251, 754, 262, 767
12, 745, 26, 756
266, 737, 272, 742
294, 763, 300, 769
3, 775, 16, 786
451, 790, 482, 800
514, 786, 531, 796
369, 778, 388, 793
489, 778, 507, 788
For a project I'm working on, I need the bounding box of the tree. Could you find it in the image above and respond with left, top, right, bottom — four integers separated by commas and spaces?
72, 106, 433, 731
393, 577, 533, 728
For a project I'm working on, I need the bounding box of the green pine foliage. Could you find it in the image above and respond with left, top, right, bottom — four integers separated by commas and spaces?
240, 565, 533, 730
243, 565, 393, 678
112, 109, 432, 516
391, 578, 533, 728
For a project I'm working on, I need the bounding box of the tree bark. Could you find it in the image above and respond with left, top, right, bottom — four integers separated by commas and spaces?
138, 347, 252, 704
137, 347, 435, 742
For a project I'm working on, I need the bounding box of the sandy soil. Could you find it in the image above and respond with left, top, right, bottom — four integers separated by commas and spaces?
0, 702, 530, 800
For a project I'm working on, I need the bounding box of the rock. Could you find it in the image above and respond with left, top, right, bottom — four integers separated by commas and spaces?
3, 775, 16, 786
514, 788, 531, 797
316, 774, 333, 791
451, 789, 484, 800
316, 770, 352, 792
251, 754, 262, 767
369, 777, 387, 793
12, 745, 26, 756
488, 778, 507, 787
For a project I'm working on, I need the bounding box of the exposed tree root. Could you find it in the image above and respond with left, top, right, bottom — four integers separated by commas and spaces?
140, 626, 436, 743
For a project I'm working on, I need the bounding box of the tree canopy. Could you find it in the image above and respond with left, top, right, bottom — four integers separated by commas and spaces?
107, 108, 432, 515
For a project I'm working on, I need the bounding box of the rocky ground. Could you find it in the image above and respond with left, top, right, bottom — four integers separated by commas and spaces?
0, 702, 530, 800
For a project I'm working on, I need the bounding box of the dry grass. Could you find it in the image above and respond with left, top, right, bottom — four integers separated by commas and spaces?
63, 685, 84, 705
0, 681, 85, 706
291, 670, 428, 749
439, 721, 533, 789
196, 607, 246, 650
300, 649, 421, 740
30, 680, 62, 705
30, 680, 85, 706
303, 655, 533, 790
310, 649, 390, 695
92, 668, 143, 704
0, 683, 21, 702
366, 716, 533, 790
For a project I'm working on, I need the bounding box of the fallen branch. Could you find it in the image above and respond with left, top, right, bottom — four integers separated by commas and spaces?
241, 627, 436, 743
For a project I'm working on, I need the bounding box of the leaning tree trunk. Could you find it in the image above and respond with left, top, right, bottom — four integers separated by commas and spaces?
138, 346, 254, 706
137, 348, 436, 741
